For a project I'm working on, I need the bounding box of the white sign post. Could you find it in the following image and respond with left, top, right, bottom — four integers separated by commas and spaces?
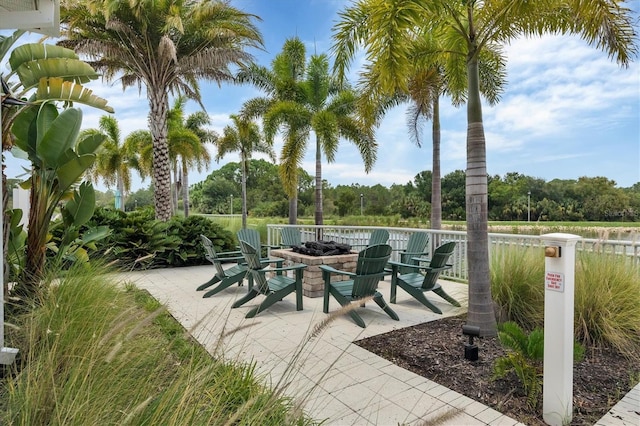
541, 233, 580, 425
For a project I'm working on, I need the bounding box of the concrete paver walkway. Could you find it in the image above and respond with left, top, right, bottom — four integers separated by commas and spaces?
115, 265, 637, 426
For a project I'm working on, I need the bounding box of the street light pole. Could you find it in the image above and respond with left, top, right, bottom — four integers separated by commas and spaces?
360, 193, 364, 216
527, 191, 531, 222
230, 195, 233, 215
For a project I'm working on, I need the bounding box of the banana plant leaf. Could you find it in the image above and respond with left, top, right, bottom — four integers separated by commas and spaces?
16, 58, 98, 90
37, 106, 82, 165
62, 182, 96, 228
8, 43, 78, 71
37, 78, 114, 113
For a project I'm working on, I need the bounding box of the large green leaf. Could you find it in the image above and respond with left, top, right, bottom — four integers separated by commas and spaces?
9, 43, 78, 71
36, 102, 60, 151
81, 226, 111, 244
56, 154, 96, 191
77, 133, 106, 156
38, 107, 82, 166
17, 58, 99, 90
11, 106, 39, 160
36, 78, 114, 113
0, 30, 25, 62
63, 181, 96, 228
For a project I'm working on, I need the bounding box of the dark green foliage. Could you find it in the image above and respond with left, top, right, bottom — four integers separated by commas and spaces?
68, 207, 236, 270
493, 321, 585, 408
165, 215, 236, 266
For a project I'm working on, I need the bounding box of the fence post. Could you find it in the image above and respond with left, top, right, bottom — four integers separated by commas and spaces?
541, 233, 580, 425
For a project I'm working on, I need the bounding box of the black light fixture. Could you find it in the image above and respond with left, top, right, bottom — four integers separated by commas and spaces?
462, 324, 480, 361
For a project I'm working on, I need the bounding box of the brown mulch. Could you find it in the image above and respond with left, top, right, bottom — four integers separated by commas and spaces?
355, 314, 639, 425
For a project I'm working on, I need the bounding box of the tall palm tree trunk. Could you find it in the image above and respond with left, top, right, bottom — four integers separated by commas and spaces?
465, 53, 496, 337
117, 175, 125, 211
431, 95, 442, 248
314, 136, 323, 226
288, 192, 297, 225
181, 163, 190, 217
148, 88, 173, 221
241, 157, 248, 229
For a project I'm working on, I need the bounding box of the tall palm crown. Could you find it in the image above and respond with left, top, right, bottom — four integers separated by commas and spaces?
166, 97, 213, 216
60, 0, 263, 221
82, 115, 141, 211
332, 0, 637, 336
215, 113, 275, 229
242, 37, 376, 226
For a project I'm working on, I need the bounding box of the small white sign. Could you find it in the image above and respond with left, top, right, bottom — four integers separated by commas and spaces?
545, 271, 564, 292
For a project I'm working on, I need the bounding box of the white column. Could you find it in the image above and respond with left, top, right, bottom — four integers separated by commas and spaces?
541, 233, 580, 425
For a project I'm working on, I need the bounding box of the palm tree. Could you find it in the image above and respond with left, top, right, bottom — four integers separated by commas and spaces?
60, 0, 262, 221
238, 37, 308, 224
82, 115, 143, 211
215, 114, 275, 229
242, 38, 377, 226
167, 97, 214, 217
332, 0, 637, 336
184, 110, 218, 217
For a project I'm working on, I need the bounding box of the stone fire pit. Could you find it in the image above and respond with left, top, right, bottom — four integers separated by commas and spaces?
270, 245, 359, 298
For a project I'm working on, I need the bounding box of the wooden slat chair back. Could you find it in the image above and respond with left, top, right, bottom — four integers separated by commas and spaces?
280, 227, 302, 248
398, 231, 430, 275
320, 244, 399, 328
389, 241, 461, 314
368, 229, 389, 246
231, 240, 305, 318
197, 235, 247, 298
351, 244, 392, 298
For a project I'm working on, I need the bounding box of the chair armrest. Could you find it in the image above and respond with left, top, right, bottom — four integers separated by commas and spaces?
318, 264, 356, 277
401, 251, 429, 257
388, 260, 453, 273
217, 254, 246, 262
267, 263, 307, 273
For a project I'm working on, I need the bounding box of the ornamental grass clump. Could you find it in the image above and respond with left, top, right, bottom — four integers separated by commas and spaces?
1, 262, 316, 425
574, 251, 640, 360
490, 246, 639, 360
490, 246, 545, 329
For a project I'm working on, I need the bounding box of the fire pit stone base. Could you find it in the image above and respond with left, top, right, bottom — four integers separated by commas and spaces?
270, 249, 359, 298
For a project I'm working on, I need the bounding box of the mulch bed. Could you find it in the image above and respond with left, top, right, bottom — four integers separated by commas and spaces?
355, 314, 639, 425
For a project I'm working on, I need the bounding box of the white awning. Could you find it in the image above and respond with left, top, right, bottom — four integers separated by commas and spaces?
0, 0, 60, 36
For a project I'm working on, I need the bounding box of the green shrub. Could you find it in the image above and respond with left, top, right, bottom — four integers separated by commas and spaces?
79, 208, 236, 270
1, 263, 316, 425
493, 322, 544, 408
493, 321, 585, 408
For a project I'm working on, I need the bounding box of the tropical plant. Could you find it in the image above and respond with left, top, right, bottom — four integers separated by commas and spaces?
60, 0, 263, 221
81, 115, 144, 211
332, 0, 638, 335
183, 108, 217, 217
215, 113, 275, 229
10, 103, 105, 298
167, 97, 214, 217
493, 321, 585, 408
1, 31, 113, 293
238, 37, 309, 224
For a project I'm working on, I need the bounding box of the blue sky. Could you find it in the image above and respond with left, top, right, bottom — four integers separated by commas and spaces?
4, 0, 640, 191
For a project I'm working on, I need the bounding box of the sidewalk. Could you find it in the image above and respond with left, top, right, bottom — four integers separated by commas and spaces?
115, 265, 637, 426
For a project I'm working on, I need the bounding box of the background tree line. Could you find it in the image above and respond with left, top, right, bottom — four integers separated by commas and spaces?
95, 161, 639, 223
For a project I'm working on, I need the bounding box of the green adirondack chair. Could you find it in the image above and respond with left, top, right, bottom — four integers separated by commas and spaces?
237, 228, 283, 272
280, 227, 302, 248
197, 235, 247, 298
320, 244, 398, 328
397, 231, 430, 275
232, 240, 306, 318
389, 241, 461, 314
352, 228, 389, 250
